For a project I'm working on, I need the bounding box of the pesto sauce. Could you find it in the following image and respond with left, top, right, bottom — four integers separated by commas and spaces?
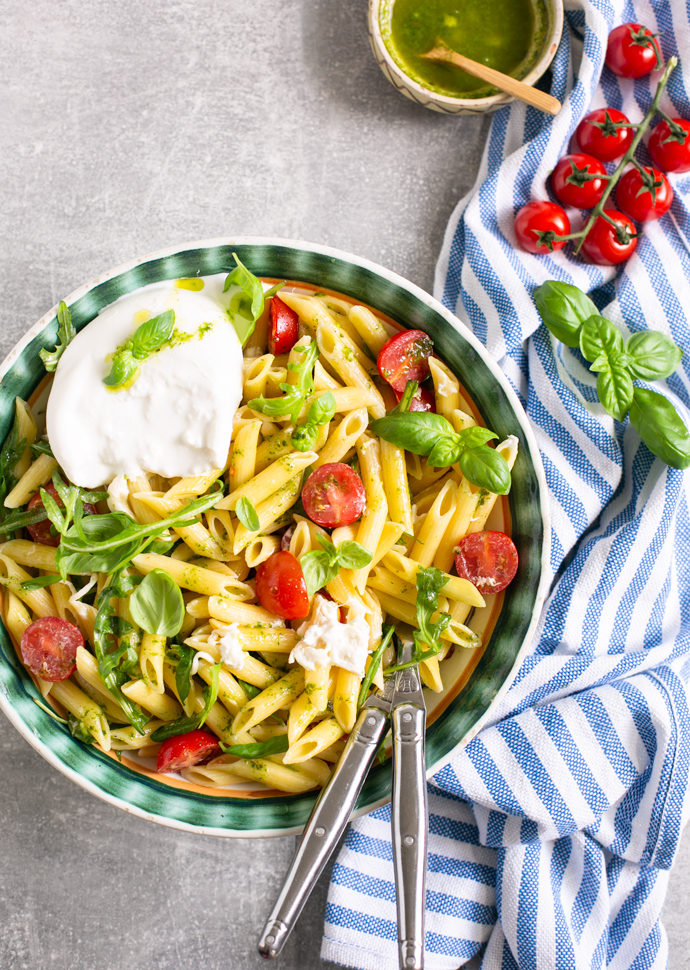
383, 0, 542, 98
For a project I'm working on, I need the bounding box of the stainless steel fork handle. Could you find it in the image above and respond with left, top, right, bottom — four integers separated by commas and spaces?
391, 701, 427, 970
258, 704, 389, 959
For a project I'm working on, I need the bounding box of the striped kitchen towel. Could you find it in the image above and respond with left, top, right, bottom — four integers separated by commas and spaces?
322, 1, 690, 968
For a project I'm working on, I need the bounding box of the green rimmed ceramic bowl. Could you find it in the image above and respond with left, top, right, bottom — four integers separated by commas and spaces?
0, 238, 550, 837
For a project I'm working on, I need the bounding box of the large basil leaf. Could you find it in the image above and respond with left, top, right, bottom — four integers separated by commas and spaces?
626, 331, 683, 381
629, 388, 690, 469
129, 568, 185, 637
369, 412, 452, 455
597, 358, 634, 422
579, 315, 625, 366
459, 447, 511, 495
534, 281, 598, 348
131, 309, 175, 356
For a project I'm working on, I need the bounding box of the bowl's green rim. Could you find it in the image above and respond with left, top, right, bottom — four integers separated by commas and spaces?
0, 237, 551, 837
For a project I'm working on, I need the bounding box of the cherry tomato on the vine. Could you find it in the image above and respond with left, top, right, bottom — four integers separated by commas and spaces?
514, 200, 570, 254
156, 730, 221, 773
617, 166, 673, 222
580, 209, 638, 265
551, 153, 608, 209
255, 551, 310, 620
377, 330, 433, 393
605, 23, 662, 79
454, 531, 518, 596
302, 462, 366, 528
648, 118, 690, 174
268, 295, 299, 355
20, 616, 83, 682
575, 109, 634, 162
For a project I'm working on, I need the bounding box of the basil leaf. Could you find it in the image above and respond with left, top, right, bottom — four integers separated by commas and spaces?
40, 300, 76, 372
597, 358, 634, 421
309, 391, 337, 426
197, 662, 221, 728
579, 315, 625, 365
103, 350, 139, 389
236, 496, 260, 532
150, 714, 202, 743
224, 735, 289, 759
626, 331, 683, 381
629, 387, 690, 469
427, 436, 463, 468
238, 680, 262, 699
460, 426, 499, 448
459, 447, 511, 494
169, 643, 195, 704
130, 309, 175, 357
534, 281, 598, 348
335, 540, 372, 570
129, 568, 185, 637
224, 254, 266, 346
291, 423, 318, 452
301, 551, 338, 595
369, 412, 454, 455
20, 575, 62, 591
315, 534, 337, 557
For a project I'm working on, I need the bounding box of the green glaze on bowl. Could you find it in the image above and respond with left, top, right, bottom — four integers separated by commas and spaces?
0, 238, 550, 837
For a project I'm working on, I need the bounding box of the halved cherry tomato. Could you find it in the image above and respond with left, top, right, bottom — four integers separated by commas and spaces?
21, 616, 83, 681
617, 167, 673, 222
454, 531, 518, 596
377, 330, 433, 393
575, 109, 634, 162
648, 118, 690, 174
605, 23, 662, 79
27, 483, 98, 547
395, 382, 436, 412
268, 295, 299, 355
514, 201, 570, 254
156, 729, 221, 773
581, 209, 637, 265
255, 551, 310, 619
302, 462, 366, 528
551, 153, 608, 209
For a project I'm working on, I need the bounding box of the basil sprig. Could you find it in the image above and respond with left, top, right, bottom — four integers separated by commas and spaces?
129, 568, 185, 637
40, 300, 76, 372
248, 340, 320, 422
222, 735, 290, 759
535, 280, 689, 468
236, 496, 260, 532
301, 535, 373, 595
224, 253, 284, 346
370, 412, 511, 494
387, 566, 451, 672
104, 309, 176, 390
150, 662, 222, 742
291, 391, 337, 452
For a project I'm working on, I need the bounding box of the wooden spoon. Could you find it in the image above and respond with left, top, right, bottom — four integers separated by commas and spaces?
422, 44, 561, 116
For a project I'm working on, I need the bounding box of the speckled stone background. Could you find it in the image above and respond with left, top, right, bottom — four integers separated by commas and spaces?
1, 2, 688, 968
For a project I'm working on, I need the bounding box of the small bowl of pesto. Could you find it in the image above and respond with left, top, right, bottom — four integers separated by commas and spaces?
369, 0, 564, 115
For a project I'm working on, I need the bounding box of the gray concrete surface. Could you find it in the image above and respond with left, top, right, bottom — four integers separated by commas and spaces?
1, 2, 687, 968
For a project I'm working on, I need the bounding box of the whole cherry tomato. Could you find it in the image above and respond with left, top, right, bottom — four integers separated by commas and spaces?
156, 730, 221, 773
268, 295, 299, 355
377, 330, 433, 393
617, 166, 673, 222
27, 482, 98, 547
605, 23, 662, 79
255, 551, 310, 620
551, 153, 608, 209
648, 118, 690, 174
454, 531, 518, 596
514, 200, 570, 254
580, 210, 638, 265
302, 462, 366, 528
575, 109, 634, 162
21, 616, 83, 682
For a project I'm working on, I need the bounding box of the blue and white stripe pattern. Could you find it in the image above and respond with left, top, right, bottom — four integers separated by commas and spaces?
322, 1, 690, 966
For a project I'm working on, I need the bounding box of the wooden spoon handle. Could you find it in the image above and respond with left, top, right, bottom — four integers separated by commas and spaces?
426, 48, 561, 116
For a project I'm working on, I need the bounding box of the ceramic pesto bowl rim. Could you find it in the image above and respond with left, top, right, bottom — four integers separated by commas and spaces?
368, 0, 564, 113
0, 236, 551, 838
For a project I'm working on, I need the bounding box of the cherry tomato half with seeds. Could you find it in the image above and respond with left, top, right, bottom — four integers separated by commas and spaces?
514, 201, 570, 254
21, 616, 83, 682
648, 118, 690, 174
268, 295, 299, 355
302, 462, 366, 528
156, 730, 221, 773
617, 166, 673, 222
255, 551, 310, 620
27, 482, 98, 547
377, 330, 433, 393
395, 382, 436, 412
580, 209, 638, 265
575, 109, 634, 162
551, 153, 608, 209
605, 23, 662, 79
454, 531, 518, 596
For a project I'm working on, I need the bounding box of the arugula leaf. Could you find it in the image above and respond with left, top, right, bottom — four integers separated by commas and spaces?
248, 340, 320, 422
20, 575, 62, 591
30, 440, 55, 458
629, 388, 690, 469
224, 253, 284, 346
104, 310, 176, 390
0, 505, 53, 535
129, 569, 185, 637
534, 281, 598, 348
291, 391, 336, 452
150, 662, 222, 741
236, 496, 260, 532
68, 713, 96, 745
223, 735, 289, 759
40, 301, 76, 372
626, 331, 683, 381
300, 535, 373, 595
0, 406, 27, 529
357, 624, 395, 708
387, 566, 451, 671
